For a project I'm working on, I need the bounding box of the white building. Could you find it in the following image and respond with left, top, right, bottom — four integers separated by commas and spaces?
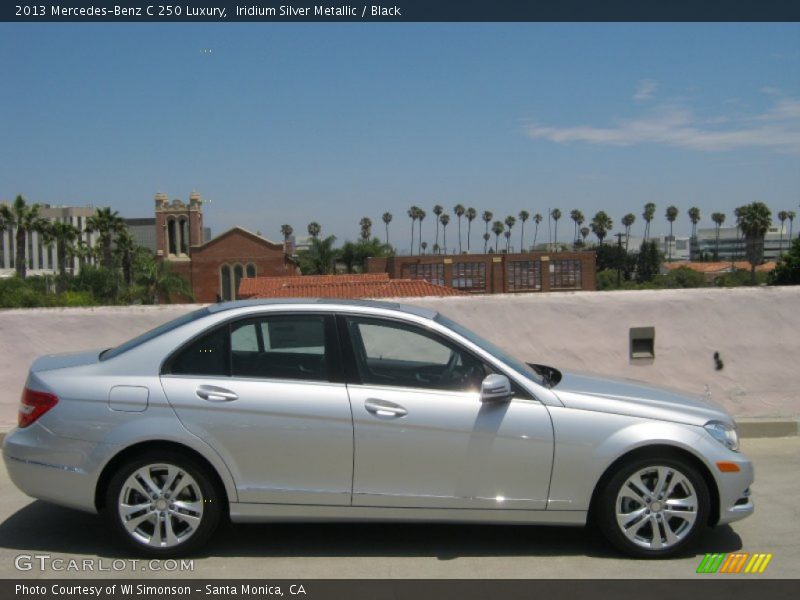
0, 204, 99, 277
695, 225, 789, 261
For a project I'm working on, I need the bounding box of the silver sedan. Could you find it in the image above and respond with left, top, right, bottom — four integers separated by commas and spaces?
3, 299, 753, 558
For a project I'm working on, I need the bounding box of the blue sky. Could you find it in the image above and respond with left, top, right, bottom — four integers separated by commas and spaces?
1, 23, 798, 250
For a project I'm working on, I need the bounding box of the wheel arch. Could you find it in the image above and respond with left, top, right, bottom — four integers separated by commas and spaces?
94, 440, 231, 514
587, 444, 720, 527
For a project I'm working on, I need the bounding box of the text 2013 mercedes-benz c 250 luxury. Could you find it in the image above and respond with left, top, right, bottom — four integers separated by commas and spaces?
3, 299, 753, 557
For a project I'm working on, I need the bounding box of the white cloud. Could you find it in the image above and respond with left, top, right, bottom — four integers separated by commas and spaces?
633, 79, 659, 101
524, 93, 800, 154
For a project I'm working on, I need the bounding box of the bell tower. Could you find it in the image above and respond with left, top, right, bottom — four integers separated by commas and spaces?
155, 191, 205, 259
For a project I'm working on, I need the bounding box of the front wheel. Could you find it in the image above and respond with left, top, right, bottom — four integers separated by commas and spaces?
105, 450, 222, 557
596, 457, 710, 558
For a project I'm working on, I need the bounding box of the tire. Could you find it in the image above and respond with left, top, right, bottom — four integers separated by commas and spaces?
595, 456, 710, 558
105, 450, 222, 557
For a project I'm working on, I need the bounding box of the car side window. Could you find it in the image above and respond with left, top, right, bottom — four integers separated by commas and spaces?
169, 326, 230, 376
230, 315, 328, 381
346, 317, 491, 392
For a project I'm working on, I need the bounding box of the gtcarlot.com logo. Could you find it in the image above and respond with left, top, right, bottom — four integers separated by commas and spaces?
696, 552, 773, 574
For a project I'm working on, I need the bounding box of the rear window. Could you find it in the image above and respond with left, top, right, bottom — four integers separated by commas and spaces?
100, 307, 211, 361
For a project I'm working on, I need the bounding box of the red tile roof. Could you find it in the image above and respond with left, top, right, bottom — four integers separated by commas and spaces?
664, 261, 776, 273
239, 273, 467, 299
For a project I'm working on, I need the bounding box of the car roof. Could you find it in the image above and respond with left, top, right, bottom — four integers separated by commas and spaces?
206, 298, 439, 320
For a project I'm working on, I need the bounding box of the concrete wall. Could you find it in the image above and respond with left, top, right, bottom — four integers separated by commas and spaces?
0, 287, 797, 429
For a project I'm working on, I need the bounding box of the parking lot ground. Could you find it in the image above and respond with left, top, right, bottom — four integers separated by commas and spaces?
0, 437, 797, 580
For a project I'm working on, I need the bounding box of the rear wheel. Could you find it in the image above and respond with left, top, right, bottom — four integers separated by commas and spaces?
596, 457, 710, 558
105, 450, 222, 557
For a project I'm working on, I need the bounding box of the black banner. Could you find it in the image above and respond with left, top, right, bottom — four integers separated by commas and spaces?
3, 0, 800, 23
3, 580, 800, 600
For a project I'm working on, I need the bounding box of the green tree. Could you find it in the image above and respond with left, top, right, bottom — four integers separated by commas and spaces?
590, 211, 613, 245
432, 204, 443, 250
736, 201, 773, 284
570, 209, 584, 246
381, 212, 392, 246
504, 215, 516, 252
481, 210, 493, 252
87, 207, 125, 270
280, 224, 293, 247
114, 228, 137, 287
42, 220, 79, 288
636, 240, 662, 283
550, 208, 562, 249
518, 210, 530, 252
307, 221, 321, 239
453, 204, 465, 254
135, 255, 193, 304
465, 207, 477, 253
621, 213, 636, 251
580, 226, 590, 246
532, 213, 543, 249
665, 205, 679, 262
711, 212, 726, 259
0, 195, 48, 279
777, 210, 788, 254
298, 235, 338, 275
787, 210, 796, 241
491, 220, 504, 253
769, 237, 800, 285
482, 233, 490, 253
417, 209, 426, 255
688, 206, 701, 238
359, 217, 372, 240
642, 202, 656, 241
407, 206, 419, 255
439, 213, 450, 254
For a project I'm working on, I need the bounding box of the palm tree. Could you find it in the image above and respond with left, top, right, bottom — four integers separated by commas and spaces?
279, 224, 293, 251
580, 227, 590, 246
569, 209, 584, 246
87, 207, 125, 270
482, 210, 493, 252
382, 212, 392, 246
491, 220, 504, 253
665, 205, 679, 261
504, 215, 516, 252
465, 207, 477, 253
688, 207, 701, 239
621, 213, 636, 251
417, 209, 426, 255
420, 241, 428, 255
0, 195, 48, 279
42, 220, 79, 289
114, 228, 137, 286
307, 221, 321, 239
642, 202, 656, 241
518, 210, 530, 252
72, 238, 97, 270
482, 233, 491, 253
359, 217, 372, 240
503, 230, 511, 252
711, 212, 726, 259
136, 256, 193, 304
453, 204, 465, 254
432, 204, 443, 251
591, 211, 613, 245
298, 235, 338, 274
778, 210, 789, 254
736, 201, 773, 284
787, 210, 796, 241
407, 206, 419, 255
551, 208, 562, 250
439, 213, 451, 254
532, 213, 543, 250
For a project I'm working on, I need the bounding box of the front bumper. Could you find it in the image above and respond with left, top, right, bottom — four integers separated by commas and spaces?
714, 454, 755, 525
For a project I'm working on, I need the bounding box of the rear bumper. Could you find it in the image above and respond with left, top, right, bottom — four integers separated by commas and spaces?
3, 424, 118, 513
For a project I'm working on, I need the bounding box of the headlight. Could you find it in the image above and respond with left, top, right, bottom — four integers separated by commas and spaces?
704, 420, 740, 452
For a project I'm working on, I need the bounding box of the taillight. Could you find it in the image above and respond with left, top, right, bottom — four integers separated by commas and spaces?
18, 388, 59, 428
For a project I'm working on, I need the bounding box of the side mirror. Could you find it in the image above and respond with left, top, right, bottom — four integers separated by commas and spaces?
480, 373, 513, 403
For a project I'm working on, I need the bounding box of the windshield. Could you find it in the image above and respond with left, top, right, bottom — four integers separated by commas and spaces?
100, 307, 211, 360
435, 314, 544, 385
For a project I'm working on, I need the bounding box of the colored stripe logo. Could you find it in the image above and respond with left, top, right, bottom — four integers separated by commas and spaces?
697, 553, 773, 574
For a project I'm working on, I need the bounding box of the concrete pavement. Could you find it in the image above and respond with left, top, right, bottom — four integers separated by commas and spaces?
0, 437, 796, 579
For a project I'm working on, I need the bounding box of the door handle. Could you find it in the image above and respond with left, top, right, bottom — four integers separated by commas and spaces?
196, 385, 238, 402
365, 398, 407, 418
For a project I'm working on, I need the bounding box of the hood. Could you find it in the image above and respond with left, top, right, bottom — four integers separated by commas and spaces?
31, 349, 102, 373
552, 370, 733, 427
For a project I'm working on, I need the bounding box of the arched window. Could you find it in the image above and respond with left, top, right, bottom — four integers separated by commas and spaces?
234, 264, 244, 300
167, 219, 177, 255
246, 263, 256, 278
220, 264, 232, 301
179, 219, 189, 255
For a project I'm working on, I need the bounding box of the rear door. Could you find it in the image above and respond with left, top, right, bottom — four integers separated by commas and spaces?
160, 312, 354, 505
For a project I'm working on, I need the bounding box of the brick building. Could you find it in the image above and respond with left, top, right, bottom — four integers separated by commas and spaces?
365, 251, 596, 294
155, 192, 298, 302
